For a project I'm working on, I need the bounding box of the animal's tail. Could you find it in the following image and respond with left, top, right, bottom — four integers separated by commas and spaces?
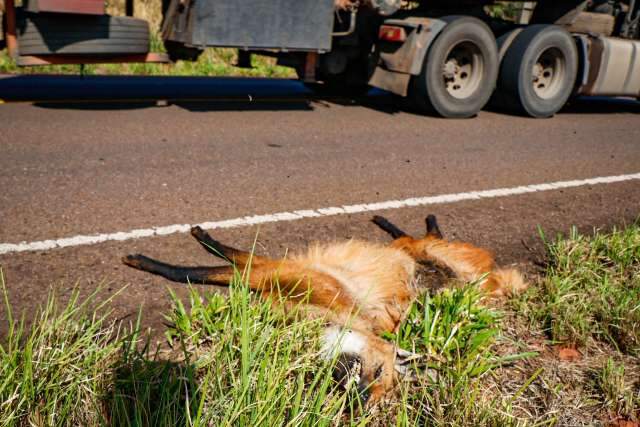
481, 268, 528, 297
373, 214, 528, 298
418, 240, 528, 297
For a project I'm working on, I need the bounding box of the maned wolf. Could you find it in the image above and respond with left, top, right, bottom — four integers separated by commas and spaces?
123, 214, 526, 404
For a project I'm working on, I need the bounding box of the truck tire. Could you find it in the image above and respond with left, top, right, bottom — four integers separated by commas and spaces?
16, 11, 149, 55
410, 16, 499, 118
494, 25, 578, 118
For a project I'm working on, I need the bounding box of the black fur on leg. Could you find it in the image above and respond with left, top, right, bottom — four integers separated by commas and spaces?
425, 214, 443, 239
191, 226, 234, 262
190, 226, 259, 266
122, 254, 233, 285
371, 216, 408, 239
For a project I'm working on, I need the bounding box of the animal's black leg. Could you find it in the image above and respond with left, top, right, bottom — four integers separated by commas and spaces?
425, 214, 443, 239
190, 226, 264, 266
371, 216, 408, 239
122, 254, 235, 285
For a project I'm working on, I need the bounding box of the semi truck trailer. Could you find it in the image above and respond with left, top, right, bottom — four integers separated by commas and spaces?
2, 0, 639, 118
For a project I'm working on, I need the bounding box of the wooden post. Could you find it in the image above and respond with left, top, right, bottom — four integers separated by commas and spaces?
126, 0, 134, 16
236, 50, 252, 68
304, 52, 318, 83
5, 0, 18, 58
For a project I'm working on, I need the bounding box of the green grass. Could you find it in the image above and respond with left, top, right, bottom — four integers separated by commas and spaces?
387, 286, 536, 426
1, 275, 517, 425
1, 223, 639, 425
0, 272, 353, 426
590, 357, 637, 418
515, 224, 640, 355
505, 223, 640, 424
0, 279, 122, 426
0, 36, 295, 78
486, 2, 523, 20
393, 286, 502, 372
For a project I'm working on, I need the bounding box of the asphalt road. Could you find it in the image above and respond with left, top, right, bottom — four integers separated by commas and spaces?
1, 76, 639, 337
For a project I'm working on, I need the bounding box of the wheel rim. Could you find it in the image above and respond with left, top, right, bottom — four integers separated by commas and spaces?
532, 47, 566, 99
441, 41, 484, 100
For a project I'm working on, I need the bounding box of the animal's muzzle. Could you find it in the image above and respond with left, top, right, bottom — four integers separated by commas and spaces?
356, 382, 371, 404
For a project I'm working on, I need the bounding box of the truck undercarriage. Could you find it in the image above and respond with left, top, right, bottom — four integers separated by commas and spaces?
2, 0, 639, 117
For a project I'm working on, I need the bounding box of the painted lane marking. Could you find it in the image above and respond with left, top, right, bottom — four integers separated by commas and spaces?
1, 172, 639, 255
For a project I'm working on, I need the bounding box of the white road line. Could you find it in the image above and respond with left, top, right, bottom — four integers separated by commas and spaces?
1, 172, 639, 255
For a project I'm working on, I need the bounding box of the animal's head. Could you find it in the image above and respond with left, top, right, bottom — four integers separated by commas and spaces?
322, 326, 415, 405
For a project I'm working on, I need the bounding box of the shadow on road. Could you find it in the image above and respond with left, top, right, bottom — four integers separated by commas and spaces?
32, 99, 315, 112
561, 96, 640, 114
1, 73, 638, 116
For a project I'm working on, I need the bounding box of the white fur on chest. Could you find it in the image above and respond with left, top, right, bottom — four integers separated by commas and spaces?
321, 325, 367, 358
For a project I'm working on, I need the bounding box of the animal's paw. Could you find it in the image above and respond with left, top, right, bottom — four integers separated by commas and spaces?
190, 226, 206, 239
122, 254, 145, 269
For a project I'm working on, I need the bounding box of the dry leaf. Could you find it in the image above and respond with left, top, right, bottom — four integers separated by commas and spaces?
610, 420, 640, 427
557, 346, 581, 362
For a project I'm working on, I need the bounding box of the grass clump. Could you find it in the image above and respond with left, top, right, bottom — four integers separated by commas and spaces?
518, 224, 640, 355
395, 286, 501, 374
385, 286, 533, 426
0, 278, 121, 426
0, 269, 356, 426
590, 358, 638, 419
0, 270, 516, 426
137, 281, 353, 426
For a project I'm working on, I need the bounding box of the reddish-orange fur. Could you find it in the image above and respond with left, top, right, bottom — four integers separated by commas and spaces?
389, 235, 526, 297
123, 216, 526, 404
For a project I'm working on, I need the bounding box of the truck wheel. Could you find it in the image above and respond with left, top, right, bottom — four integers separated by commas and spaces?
17, 11, 149, 55
410, 16, 498, 118
495, 25, 578, 118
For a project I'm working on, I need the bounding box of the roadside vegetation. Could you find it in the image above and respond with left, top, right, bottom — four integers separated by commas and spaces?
1, 223, 639, 425
0, 41, 296, 78
0, 35, 295, 78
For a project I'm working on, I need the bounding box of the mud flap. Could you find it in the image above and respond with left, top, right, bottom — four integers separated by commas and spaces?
368, 17, 447, 96
369, 67, 411, 96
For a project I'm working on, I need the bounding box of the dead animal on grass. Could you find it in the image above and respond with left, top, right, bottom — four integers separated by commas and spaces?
123, 214, 526, 404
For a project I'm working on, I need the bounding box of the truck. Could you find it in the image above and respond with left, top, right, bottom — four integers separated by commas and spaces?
2, 0, 639, 118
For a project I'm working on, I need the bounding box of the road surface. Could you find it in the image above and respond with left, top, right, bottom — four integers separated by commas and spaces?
1, 76, 639, 337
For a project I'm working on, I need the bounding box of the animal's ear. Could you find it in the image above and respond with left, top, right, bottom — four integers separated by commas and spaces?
425, 214, 443, 239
